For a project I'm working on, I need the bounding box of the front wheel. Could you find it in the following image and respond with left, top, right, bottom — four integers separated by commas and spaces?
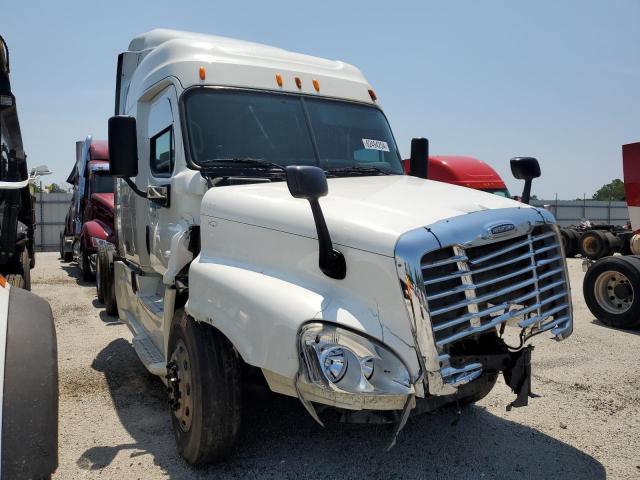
6, 249, 31, 291
167, 311, 242, 466
96, 249, 105, 303
99, 245, 118, 315
584, 256, 640, 329
78, 244, 94, 282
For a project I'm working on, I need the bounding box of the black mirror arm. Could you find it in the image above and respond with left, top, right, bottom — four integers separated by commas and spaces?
521, 180, 532, 205
123, 177, 147, 198
308, 199, 346, 279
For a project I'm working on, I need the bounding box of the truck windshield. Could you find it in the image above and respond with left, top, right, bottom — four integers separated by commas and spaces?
183, 89, 404, 175
484, 188, 511, 198
90, 173, 113, 194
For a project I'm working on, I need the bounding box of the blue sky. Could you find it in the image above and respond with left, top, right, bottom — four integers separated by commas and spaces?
3, 0, 639, 198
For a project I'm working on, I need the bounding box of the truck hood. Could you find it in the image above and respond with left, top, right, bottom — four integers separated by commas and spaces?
201, 175, 529, 257
91, 193, 114, 212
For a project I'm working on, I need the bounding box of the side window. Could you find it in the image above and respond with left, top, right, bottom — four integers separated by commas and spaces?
148, 95, 174, 177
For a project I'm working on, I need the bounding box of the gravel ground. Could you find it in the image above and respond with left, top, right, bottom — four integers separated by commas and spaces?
31, 252, 639, 479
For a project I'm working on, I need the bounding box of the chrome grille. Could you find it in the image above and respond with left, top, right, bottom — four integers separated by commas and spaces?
421, 225, 571, 348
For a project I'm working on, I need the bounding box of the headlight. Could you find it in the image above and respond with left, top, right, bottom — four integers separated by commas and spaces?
90, 237, 110, 248
299, 322, 411, 395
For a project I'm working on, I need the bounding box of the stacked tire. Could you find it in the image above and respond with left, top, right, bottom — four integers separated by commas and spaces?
560, 228, 580, 257
578, 230, 621, 260
96, 243, 118, 315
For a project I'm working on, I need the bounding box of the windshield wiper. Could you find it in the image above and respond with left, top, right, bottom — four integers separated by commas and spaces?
325, 166, 392, 177
200, 157, 286, 172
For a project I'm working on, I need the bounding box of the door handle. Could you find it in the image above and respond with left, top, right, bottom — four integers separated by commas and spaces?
147, 185, 170, 208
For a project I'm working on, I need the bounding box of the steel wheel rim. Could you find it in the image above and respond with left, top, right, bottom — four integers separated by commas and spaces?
171, 339, 194, 432
594, 270, 633, 314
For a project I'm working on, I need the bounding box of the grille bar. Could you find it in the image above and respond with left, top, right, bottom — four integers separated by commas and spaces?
422, 254, 468, 270
421, 224, 571, 351
429, 276, 538, 317
468, 231, 556, 266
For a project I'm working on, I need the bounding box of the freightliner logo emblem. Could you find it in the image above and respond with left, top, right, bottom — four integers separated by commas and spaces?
489, 223, 516, 235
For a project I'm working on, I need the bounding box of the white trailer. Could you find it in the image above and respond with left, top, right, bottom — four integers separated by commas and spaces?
106, 29, 573, 465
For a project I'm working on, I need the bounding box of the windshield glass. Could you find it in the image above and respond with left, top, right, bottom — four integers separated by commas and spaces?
90, 173, 113, 194
484, 188, 511, 198
183, 89, 404, 175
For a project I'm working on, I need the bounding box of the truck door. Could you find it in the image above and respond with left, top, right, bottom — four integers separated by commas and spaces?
146, 87, 181, 276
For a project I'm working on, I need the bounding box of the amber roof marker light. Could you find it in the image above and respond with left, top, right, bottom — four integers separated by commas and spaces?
275, 73, 283, 87
312, 79, 320, 92
368, 89, 377, 102
199, 66, 206, 81
295, 76, 302, 89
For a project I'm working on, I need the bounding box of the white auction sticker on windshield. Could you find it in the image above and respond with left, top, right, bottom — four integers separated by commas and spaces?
362, 139, 390, 152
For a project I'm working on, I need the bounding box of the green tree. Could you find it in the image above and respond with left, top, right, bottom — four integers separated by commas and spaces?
592, 179, 625, 201
47, 183, 66, 193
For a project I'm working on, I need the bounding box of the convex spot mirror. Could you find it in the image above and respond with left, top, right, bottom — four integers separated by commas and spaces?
510, 157, 541, 181
108, 116, 138, 178
286, 165, 328, 200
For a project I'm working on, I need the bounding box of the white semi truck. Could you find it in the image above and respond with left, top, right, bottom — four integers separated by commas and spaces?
106, 29, 573, 465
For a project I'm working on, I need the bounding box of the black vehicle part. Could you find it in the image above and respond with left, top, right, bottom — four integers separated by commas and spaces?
583, 255, 640, 329
59, 231, 72, 262
19, 247, 29, 291
5, 248, 30, 290
2, 286, 58, 479
579, 230, 610, 260
98, 244, 118, 315
449, 334, 538, 410
285, 165, 346, 280
168, 311, 241, 465
96, 246, 106, 303
603, 231, 622, 255
80, 244, 94, 281
560, 228, 579, 257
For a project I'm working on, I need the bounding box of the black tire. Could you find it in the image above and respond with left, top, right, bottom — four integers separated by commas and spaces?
167, 311, 241, 466
21, 248, 31, 291
96, 247, 106, 304
579, 230, 609, 260
29, 250, 35, 269
583, 256, 640, 329
103, 246, 118, 316
80, 245, 94, 282
565, 229, 579, 257
6, 249, 31, 290
603, 231, 622, 255
59, 232, 72, 262
458, 373, 499, 406
560, 229, 578, 257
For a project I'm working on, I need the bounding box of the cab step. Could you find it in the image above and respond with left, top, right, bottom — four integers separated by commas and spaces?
132, 333, 165, 376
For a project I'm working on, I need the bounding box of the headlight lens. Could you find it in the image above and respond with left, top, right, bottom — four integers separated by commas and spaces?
90, 237, 110, 248
299, 322, 411, 395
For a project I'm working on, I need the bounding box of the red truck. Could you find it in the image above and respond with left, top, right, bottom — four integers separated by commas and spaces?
583, 141, 640, 329
60, 136, 115, 281
403, 154, 511, 197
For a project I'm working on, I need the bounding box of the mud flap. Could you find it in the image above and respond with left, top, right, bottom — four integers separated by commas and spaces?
503, 345, 539, 411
